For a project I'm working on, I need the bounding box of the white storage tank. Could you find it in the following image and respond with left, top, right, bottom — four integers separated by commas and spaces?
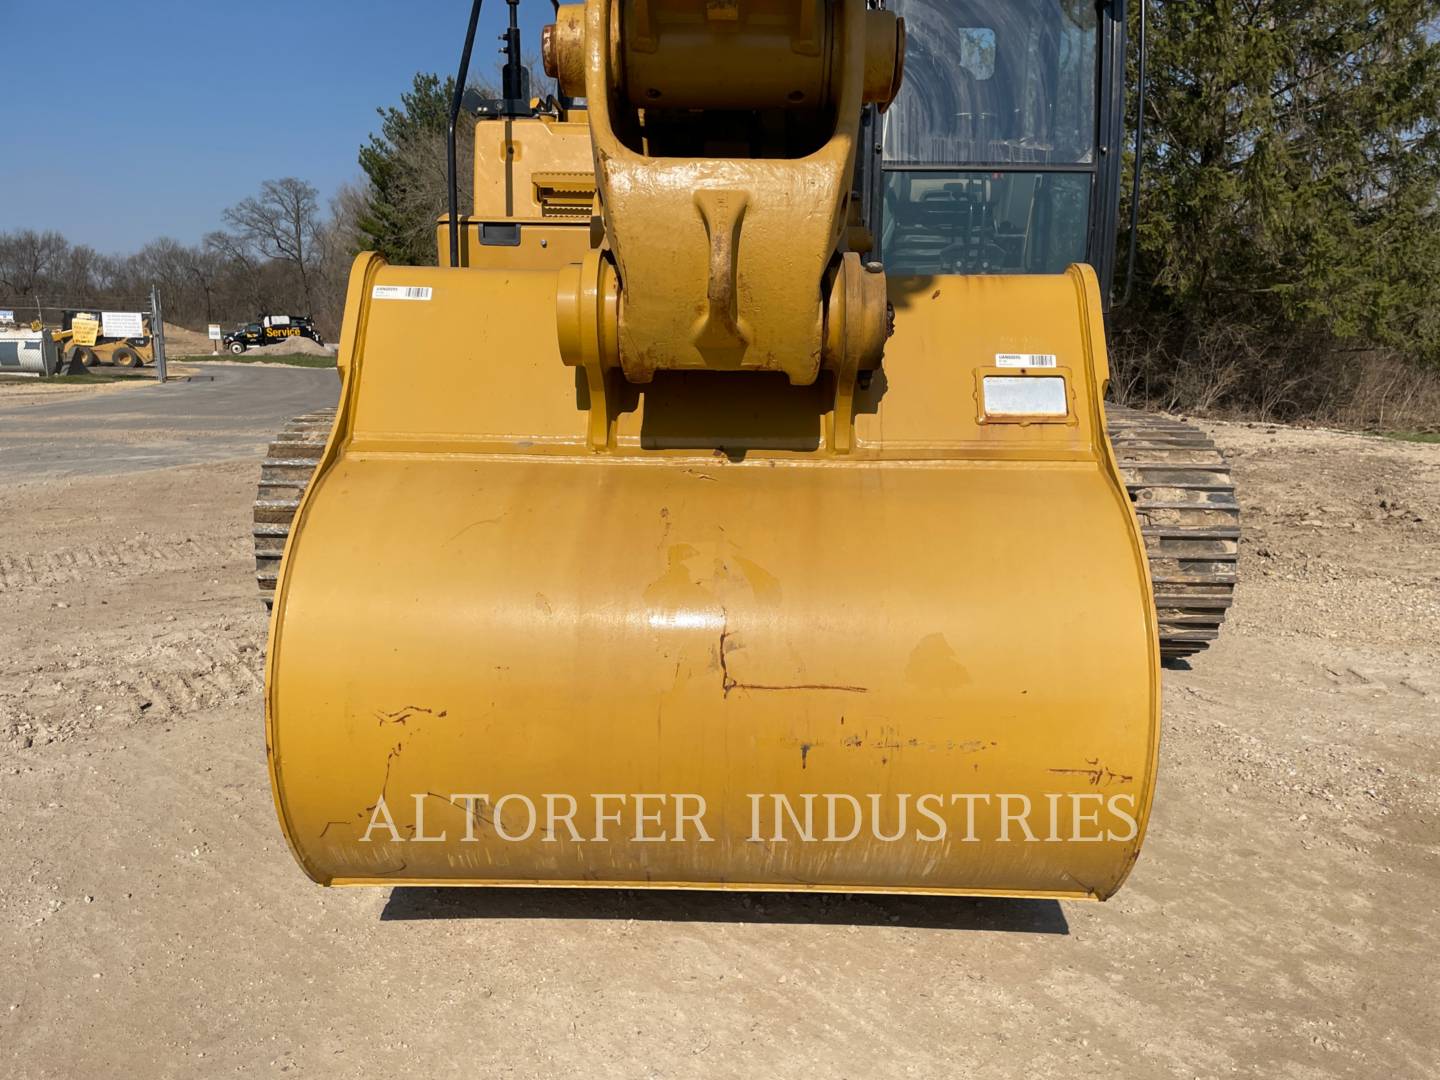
0, 330, 60, 376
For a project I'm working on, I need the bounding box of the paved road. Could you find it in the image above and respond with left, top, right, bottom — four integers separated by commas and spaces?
0, 364, 339, 482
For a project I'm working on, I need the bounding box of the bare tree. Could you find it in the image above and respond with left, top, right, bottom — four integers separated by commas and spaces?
519, 54, 555, 102
135, 238, 192, 307
391, 128, 471, 262
183, 244, 228, 325
327, 181, 370, 260
0, 229, 68, 300
222, 178, 321, 314
205, 229, 266, 316
0, 211, 348, 336
53, 243, 103, 299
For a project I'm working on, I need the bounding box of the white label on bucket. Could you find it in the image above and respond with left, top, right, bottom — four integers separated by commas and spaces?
372, 285, 433, 301
982, 376, 1068, 417
995, 353, 1057, 368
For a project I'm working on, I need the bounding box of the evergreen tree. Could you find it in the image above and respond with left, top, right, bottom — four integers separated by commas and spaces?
357, 74, 466, 265
1126, 0, 1440, 366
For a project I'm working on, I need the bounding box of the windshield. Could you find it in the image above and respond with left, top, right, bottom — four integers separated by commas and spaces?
883, 0, 1099, 166
880, 171, 1090, 274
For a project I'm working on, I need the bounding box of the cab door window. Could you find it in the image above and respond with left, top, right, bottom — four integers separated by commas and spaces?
883, 0, 1099, 166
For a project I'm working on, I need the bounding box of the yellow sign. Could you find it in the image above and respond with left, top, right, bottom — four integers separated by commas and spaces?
71, 314, 100, 347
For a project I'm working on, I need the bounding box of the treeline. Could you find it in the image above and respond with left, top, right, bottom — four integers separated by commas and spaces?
0, 70, 507, 341
1111, 0, 1440, 429
0, 180, 366, 339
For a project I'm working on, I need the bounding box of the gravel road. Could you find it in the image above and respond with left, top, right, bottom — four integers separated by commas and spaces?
0, 365, 337, 479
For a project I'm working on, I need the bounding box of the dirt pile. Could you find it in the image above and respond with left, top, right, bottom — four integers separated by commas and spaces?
161, 322, 215, 356
236, 335, 336, 357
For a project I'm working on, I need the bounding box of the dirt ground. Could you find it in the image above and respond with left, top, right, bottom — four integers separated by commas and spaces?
1, 380, 1437, 1078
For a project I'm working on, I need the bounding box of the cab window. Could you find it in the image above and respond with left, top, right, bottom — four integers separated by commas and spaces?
883, 0, 1098, 166
878, 0, 1100, 276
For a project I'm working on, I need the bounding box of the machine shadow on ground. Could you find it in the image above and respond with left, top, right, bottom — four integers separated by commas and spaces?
380, 887, 1070, 934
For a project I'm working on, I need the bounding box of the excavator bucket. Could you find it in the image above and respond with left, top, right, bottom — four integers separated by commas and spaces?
264, 0, 1164, 900
265, 260, 1159, 899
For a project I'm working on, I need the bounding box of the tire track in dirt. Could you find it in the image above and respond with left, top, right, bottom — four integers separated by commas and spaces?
0, 535, 249, 594
3, 582, 269, 748
3, 626, 267, 748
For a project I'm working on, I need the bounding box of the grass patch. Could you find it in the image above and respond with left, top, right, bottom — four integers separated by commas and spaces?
186, 353, 335, 368
0, 370, 153, 385
1384, 431, 1440, 444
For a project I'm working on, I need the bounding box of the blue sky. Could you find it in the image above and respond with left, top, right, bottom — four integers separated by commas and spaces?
0, 0, 552, 254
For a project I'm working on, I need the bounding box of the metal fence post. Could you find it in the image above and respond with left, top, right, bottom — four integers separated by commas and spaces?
150, 284, 168, 384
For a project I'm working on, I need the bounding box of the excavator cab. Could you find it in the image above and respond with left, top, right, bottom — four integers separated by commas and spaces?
858, 0, 1239, 658
258, 0, 1232, 899
866, 0, 1124, 286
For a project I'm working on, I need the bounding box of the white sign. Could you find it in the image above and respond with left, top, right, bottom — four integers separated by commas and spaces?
0, 310, 14, 322
264, 314, 291, 327
208, 324, 223, 340
372, 285, 433, 301
102, 311, 145, 339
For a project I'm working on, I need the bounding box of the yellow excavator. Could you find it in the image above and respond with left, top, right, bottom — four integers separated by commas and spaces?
259, 0, 1238, 899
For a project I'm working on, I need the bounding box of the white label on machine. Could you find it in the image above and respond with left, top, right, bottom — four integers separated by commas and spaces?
995, 353, 1057, 368
265, 314, 290, 327
982, 376, 1068, 417
372, 285, 433, 301
102, 311, 145, 338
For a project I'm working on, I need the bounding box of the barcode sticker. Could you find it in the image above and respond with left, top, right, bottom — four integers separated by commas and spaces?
372, 285, 433, 301
995, 353, 1058, 368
